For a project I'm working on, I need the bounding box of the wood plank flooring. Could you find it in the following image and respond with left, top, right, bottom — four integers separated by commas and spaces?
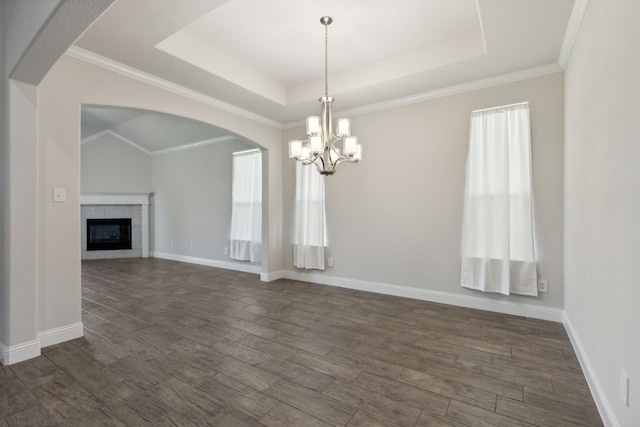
1, 258, 603, 426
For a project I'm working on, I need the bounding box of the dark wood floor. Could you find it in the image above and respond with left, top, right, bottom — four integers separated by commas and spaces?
2, 258, 602, 426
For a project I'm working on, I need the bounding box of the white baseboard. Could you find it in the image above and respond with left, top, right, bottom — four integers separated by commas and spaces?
152, 251, 261, 275
39, 322, 84, 348
149, 255, 561, 321
0, 321, 85, 366
0, 338, 41, 365
284, 270, 564, 322
261, 270, 285, 282
563, 313, 616, 427
150, 254, 561, 321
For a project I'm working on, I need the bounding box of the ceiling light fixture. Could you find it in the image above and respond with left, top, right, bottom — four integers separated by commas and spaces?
288, 16, 362, 175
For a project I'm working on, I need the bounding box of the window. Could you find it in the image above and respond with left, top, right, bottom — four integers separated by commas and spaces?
293, 163, 326, 269
460, 102, 537, 295
229, 149, 262, 262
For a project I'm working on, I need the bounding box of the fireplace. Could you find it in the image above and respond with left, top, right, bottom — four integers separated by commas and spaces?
81, 193, 149, 259
87, 218, 132, 251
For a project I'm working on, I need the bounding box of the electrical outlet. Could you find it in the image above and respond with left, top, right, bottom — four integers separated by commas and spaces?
170, 241, 174, 249
224, 247, 228, 255
327, 257, 334, 268
189, 243, 194, 250
537, 279, 548, 293
622, 370, 630, 406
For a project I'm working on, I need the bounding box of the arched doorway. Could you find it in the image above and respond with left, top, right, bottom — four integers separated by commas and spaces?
80, 105, 265, 274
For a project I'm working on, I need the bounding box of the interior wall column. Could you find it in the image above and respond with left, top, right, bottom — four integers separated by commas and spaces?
0, 0, 115, 365
0, 80, 40, 364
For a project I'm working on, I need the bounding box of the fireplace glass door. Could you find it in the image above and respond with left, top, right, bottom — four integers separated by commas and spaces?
87, 218, 132, 251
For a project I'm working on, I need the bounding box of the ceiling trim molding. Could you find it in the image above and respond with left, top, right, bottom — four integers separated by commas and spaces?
81, 128, 237, 156
82, 129, 152, 155
66, 46, 282, 129
70, 34, 568, 132
558, 0, 589, 69
152, 135, 237, 156
285, 62, 564, 128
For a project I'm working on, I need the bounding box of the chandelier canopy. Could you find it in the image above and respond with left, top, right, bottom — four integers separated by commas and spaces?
288, 16, 362, 176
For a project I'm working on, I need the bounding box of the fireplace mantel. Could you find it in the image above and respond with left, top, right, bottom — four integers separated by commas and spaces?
81, 192, 151, 206
81, 192, 151, 257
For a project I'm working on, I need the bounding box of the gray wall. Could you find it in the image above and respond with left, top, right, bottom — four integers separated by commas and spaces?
81, 133, 152, 193
284, 73, 565, 312
0, 0, 5, 348
80, 129, 253, 263
80, 128, 254, 266
564, 0, 640, 424
151, 139, 254, 262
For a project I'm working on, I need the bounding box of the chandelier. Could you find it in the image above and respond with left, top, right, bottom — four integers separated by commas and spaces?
288, 16, 362, 175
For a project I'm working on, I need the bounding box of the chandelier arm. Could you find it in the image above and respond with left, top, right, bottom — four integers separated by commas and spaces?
332, 155, 358, 170
301, 151, 320, 164
312, 157, 326, 175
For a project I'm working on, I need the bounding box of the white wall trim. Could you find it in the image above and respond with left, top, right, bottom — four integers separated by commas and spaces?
152, 135, 237, 156
145, 256, 561, 321
82, 129, 152, 155
66, 46, 282, 129
261, 270, 285, 282
1, 322, 85, 365
82, 129, 238, 157
152, 251, 261, 275
67, 45, 564, 132
38, 322, 84, 348
563, 312, 617, 427
148, 254, 563, 321
558, 0, 590, 68
0, 339, 41, 365
284, 63, 563, 128
284, 271, 564, 322
80, 191, 151, 206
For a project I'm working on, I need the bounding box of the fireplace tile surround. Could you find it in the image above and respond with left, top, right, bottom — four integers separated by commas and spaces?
80, 193, 150, 260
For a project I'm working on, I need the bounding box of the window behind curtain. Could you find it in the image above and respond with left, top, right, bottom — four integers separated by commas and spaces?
460, 102, 537, 296
230, 149, 262, 262
293, 163, 326, 270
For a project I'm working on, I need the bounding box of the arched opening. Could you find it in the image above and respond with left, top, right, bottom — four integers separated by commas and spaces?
80, 105, 266, 273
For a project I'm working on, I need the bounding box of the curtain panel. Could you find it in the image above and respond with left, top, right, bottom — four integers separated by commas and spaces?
460, 102, 537, 296
293, 163, 326, 270
230, 149, 262, 262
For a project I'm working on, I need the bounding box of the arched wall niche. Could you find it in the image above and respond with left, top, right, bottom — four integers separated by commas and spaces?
37, 54, 284, 335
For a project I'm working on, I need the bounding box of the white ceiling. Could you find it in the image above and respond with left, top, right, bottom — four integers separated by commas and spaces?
76, 0, 578, 151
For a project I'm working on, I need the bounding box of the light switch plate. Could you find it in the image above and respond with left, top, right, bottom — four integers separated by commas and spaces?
53, 187, 66, 202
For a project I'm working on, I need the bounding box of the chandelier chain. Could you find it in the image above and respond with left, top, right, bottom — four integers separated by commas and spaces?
324, 21, 329, 98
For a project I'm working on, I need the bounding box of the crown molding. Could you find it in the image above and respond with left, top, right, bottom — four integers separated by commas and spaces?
69, 33, 573, 133
558, 0, 589, 68
81, 129, 152, 155
152, 135, 237, 156
285, 62, 563, 128
82, 129, 237, 156
66, 46, 282, 129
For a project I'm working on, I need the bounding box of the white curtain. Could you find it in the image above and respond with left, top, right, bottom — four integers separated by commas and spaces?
293, 163, 326, 269
230, 149, 262, 262
460, 102, 537, 296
